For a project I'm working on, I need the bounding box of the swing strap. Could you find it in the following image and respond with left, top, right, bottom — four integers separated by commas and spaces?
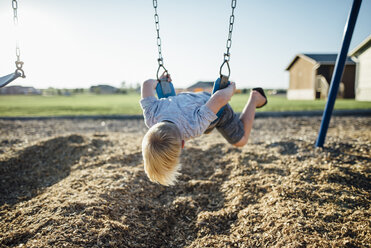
0, 61, 25, 88
0, 71, 22, 88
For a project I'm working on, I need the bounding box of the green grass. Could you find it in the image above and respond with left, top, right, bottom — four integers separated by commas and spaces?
0, 94, 142, 116
0, 93, 370, 117
230, 94, 371, 112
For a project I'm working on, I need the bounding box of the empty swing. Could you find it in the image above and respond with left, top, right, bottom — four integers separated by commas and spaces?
0, 0, 25, 88
152, 0, 237, 118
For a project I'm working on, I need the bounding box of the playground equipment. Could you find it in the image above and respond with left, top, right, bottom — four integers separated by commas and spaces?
152, 0, 236, 118
0, 0, 25, 88
316, 0, 362, 147
0, 0, 362, 148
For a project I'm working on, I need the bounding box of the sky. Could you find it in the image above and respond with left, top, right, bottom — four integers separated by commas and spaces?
0, 0, 370, 89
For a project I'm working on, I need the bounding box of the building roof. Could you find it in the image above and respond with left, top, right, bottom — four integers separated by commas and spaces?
286, 53, 355, 70
187, 81, 214, 90
304, 54, 355, 64
0, 85, 40, 94
349, 34, 371, 57
90, 84, 117, 89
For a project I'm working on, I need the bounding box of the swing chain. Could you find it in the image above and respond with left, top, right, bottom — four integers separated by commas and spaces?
12, 0, 18, 25
153, 0, 168, 80
12, 0, 25, 77
220, 0, 237, 78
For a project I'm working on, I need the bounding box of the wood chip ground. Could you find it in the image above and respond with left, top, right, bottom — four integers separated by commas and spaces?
0, 117, 370, 247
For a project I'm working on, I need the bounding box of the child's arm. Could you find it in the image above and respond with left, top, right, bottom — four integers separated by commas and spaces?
141, 74, 172, 99
141, 79, 158, 99
205, 82, 236, 114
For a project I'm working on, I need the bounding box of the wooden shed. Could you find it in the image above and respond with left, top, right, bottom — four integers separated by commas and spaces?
350, 35, 371, 101
286, 54, 356, 100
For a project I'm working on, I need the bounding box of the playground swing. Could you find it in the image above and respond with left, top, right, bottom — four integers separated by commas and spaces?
0, 0, 25, 88
152, 0, 236, 119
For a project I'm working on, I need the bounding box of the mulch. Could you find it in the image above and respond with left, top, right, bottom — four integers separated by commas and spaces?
0, 117, 370, 247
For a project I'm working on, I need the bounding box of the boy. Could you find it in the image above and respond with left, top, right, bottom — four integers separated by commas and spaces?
140, 74, 267, 186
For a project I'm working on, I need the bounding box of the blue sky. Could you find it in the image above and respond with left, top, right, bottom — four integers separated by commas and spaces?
0, 0, 370, 89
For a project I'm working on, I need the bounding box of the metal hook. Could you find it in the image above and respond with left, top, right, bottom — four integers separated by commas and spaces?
219, 60, 230, 78
15, 61, 25, 78
156, 64, 168, 81
15, 68, 25, 78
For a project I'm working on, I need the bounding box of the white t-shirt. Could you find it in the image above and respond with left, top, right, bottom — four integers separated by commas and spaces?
140, 92, 217, 140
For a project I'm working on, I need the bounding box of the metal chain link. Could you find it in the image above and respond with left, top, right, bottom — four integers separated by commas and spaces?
153, 0, 168, 80
220, 0, 237, 77
152, 0, 236, 79
225, 0, 236, 61
12, 0, 20, 61
12, 0, 18, 25
12, 0, 25, 77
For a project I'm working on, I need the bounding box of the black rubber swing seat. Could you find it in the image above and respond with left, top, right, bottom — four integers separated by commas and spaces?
252, 87, 268, 108
0, 72, 21, 88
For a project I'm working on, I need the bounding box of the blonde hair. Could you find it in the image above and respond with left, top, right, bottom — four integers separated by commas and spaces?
142, 121, 182, 186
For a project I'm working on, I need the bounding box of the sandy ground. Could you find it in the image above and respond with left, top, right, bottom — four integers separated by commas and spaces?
0, 117, 370, 248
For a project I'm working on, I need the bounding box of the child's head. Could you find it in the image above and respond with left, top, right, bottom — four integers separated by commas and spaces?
142, 121, 182, 186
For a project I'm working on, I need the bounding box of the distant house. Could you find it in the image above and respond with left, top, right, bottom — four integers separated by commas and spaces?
187, 81, 214, 93
90, 85, 118, 94
0, 85, 41, 95
350, 35, 371, 101
286, 54, 355, 100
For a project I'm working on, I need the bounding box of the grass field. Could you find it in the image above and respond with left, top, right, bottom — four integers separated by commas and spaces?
0, 93, 370, 116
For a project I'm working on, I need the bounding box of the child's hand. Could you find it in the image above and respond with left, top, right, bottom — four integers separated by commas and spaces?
206, 82, 236, 114
142, 79, 158, 98
159, 72, 172, 82
143, 79, 158, 90
218, 81, 236, 101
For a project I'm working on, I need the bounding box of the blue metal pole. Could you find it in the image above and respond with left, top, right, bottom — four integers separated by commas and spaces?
315, 0, 362, 147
